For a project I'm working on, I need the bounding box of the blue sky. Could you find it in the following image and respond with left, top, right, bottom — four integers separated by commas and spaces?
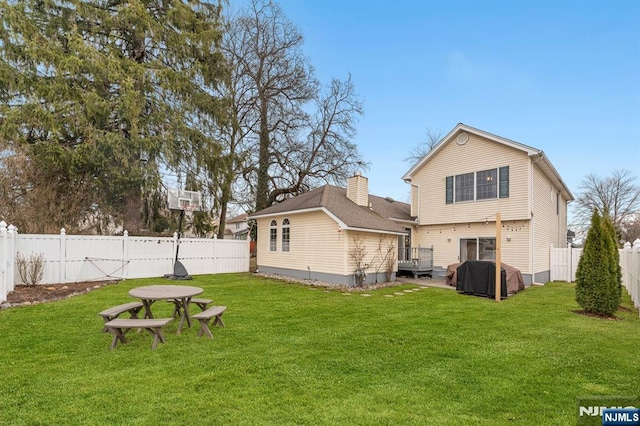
259, 0, 639, 221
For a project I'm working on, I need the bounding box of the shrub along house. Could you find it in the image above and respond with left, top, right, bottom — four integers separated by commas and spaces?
402, 123, 574, 285
249, 174, 413, 286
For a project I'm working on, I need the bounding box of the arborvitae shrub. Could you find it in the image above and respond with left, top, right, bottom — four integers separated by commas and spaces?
601, 214, 622, 300
575, 210, 620, 316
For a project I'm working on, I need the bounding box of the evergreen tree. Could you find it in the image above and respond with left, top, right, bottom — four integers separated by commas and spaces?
575, 210, 620, 316
601, 214, 623, 301
0, 0, 228, 233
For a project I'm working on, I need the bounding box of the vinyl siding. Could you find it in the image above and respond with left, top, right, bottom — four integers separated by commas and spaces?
411, 184, 419, 217
412, 221, 531, 275
411, 132, 531, 224
345, 231, 397, 275
532, 164, 568, 278
255, 211, 346, 275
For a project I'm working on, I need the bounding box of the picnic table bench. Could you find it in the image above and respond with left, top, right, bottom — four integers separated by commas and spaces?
192, 306, 226, 338
97, 302, 144, 332
104, 318, 173, 350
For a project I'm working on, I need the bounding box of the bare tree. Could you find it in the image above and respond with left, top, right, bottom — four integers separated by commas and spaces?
621, 212, 640, 243
226, 0, 316, 212
404, 128, 443, 164
348, 235, 367, 286
0, 152, 96, 234
370, 235, 396, 283
573, 169, 640, 240
266, 75, 367, 205
224, 0, 367, 212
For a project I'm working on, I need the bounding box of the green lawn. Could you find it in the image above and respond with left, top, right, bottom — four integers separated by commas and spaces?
0, 274, 638, 425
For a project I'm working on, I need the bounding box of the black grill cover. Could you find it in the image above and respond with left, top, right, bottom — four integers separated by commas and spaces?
456, 260, 507, 299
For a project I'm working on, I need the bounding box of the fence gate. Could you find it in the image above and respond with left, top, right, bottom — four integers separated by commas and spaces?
550, 244, 582, 282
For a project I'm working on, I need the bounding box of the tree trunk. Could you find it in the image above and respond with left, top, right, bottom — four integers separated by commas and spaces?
255, 96, 271, 211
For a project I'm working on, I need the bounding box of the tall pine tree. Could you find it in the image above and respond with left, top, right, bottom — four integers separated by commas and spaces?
0, 0, 228, 233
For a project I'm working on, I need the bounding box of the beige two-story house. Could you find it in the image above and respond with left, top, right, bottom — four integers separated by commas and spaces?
402, 123, 574, 285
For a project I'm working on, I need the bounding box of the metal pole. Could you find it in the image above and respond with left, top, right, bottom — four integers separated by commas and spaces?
175, 209, 185, 264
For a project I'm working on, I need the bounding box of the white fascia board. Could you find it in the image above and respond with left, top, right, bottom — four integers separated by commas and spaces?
402, 123, 541, 180
529, 152, 575, 201
320, 207, 349, 229
248, 207, 328, 220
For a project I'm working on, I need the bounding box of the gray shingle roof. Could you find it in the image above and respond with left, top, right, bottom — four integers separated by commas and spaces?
249, 185, 414, 234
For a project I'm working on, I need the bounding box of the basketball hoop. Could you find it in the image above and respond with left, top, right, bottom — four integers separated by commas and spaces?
165, 188, 203, 281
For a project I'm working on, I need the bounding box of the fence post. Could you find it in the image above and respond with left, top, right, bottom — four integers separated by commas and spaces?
633, 239, 640, 312
59, 228, 66, 283
0, 221, 6, 302
123, 230, 129, 280
567, 242, 572, 283
622, 242, 631, 292
212, 234, 218, 274
549, 244, 554, 281
7, 225, 16, 294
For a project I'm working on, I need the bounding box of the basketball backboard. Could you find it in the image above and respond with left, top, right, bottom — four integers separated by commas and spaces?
167, 189, 202, 211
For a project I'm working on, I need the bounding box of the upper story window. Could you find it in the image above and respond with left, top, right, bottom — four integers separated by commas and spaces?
455, 172, 474, 202
269, 220, 277, 252
282, 218, 290, 252
476, 169, 497, 200
446, 166, 509, 204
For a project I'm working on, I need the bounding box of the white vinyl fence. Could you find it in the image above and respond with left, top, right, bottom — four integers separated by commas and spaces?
0, 221, 250, 303
550, 240, 640, 312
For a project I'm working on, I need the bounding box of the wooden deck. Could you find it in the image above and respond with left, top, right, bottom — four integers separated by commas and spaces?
397, 247, 434, 278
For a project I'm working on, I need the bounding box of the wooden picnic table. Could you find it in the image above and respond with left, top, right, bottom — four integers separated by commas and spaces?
129, 285, 203, 335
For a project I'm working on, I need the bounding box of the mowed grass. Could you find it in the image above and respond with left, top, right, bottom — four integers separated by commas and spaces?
0, 274, 638, 425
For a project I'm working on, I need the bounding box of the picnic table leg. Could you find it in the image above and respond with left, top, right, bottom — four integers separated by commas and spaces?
176, 296, 193, 335
141, 299, 155, 319
196, 318, 214, 338
109, 328, 127, 350
143, 327, 166, 350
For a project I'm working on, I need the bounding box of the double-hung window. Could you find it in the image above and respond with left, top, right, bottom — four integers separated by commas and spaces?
454, 172, 474, 202
476, 169, 497, 200
269, 220, 277, 252
282, 219, 290, 252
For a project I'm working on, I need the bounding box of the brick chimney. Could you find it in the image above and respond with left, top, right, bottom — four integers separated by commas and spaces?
347, 173, 368, 207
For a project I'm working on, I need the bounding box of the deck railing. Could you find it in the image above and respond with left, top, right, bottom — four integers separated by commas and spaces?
398, 246, 434, 269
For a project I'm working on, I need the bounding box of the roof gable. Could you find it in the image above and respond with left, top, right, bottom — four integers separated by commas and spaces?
402, 123, 574, 200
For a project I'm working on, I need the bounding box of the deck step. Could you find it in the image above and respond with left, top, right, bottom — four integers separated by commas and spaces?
431, 267, 447, 279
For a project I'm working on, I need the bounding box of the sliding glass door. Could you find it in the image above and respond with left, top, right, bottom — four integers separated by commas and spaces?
460, 238, 496, 261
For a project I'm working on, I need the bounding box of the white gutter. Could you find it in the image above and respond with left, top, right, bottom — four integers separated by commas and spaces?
389, 218, 419, 225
